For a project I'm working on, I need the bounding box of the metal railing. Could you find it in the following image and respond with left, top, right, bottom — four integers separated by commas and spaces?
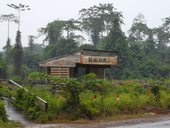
8, 80, 48, 112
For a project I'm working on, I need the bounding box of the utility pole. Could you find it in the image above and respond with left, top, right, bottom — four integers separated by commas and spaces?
7, 3, 31, 31
0, 14, 17, 39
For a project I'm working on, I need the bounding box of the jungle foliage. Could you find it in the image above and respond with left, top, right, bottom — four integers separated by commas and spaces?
0, 3, 170, 80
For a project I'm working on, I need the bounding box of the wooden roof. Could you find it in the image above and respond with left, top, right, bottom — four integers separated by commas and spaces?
40, 49, 118, 67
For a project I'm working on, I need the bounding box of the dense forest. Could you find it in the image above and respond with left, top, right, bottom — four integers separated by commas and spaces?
0, 3, 170, 80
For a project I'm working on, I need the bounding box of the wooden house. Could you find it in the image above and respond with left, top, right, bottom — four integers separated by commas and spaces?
39, 49, 118, 79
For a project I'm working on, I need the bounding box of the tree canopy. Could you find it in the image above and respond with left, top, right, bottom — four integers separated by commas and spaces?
1, 3, 170, 80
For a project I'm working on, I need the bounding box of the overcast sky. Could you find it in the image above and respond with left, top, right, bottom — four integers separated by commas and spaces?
0, 0, 170, 51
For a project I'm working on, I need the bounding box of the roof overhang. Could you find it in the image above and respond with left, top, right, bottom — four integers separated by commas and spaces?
40, 49, 118, 68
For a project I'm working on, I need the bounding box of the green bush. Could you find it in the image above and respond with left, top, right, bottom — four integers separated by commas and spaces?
115, 93, 149, 113
22, 85, 67, 121
14, 88, 43, 120
146, 94, 158, 106
102, 93, 116, 114
0, 86, 10, 97
28, 72, 46, 80
27, 106, 42, 120
79, 90, 101, 118
65, 78, 83, 106
79, 73, 111, 97
15, 89, 36, 110
48, 76, 68, 83
45, 94, 66, 114
115, 93, 133, 113
0, 101, 7, 121
159, 91, 170, 109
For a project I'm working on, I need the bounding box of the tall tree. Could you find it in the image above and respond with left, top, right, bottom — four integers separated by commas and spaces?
3, 38, 12, 64
153, 17, 170, 49
128, 13, 149, 42
12, 31, 23, 77
144, 29, 156, 54
152, 27, 169, 49
128, 13, 157, 56
28, 35, 36, 52
40, 20, 65, 45
162, 17, 170, 38
0, 54, 7, 79
79, 3, 122, 47
63, 19, 82, 39
41, 19, 81, 58
102, 13, 128, 79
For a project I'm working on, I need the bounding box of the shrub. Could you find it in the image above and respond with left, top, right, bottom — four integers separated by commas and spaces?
115, 93, 133, 113
78, 73, 98, 92
147, 94, 157, 106
45, 94, 66, 114
48, 76, 68, 83
28, 72, 46, 82
15, 89, 36, 110
136, 94, 150, 110
0, 86, 10, 97
14, 88, 43, 120
23, 85, 66, 120
79, 90, 101, 118
159, 91, 170, 109
115, 93, 149, 113
102, 93, 116, 115
0, 101, 7, 121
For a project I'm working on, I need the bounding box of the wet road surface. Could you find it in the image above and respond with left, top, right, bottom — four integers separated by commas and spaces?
112, 120, 170, 128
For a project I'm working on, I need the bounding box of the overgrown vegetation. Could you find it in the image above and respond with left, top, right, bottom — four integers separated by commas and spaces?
0, 2, 170, 125
8, 73, 170, 122
0, 85, 10, 122
0, 101, 7, 121
0, 84, 23, 127
0, 120, 23, 128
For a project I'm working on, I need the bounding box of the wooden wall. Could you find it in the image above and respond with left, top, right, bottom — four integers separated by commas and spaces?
47, 67, 105, 79
50, 67, 69, 78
